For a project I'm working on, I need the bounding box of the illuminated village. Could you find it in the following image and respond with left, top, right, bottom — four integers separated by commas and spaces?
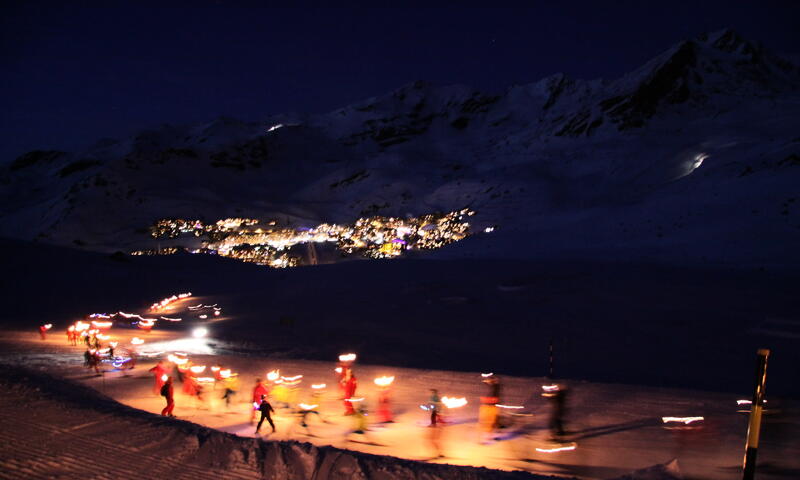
132, 209, 477, 267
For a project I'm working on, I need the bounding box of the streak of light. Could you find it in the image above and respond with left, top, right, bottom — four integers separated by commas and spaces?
662, 416, 704, 424
536, 445, 577, 453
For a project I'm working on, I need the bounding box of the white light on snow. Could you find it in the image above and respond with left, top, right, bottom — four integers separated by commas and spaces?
192, 327, 208, 338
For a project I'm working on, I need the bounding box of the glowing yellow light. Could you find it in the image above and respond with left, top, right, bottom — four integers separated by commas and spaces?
267, 370, 280, 382
374, 376, 395, 387
131, 337, 144, 345
311, 383, 326, 390
298, 403, 318, 410
190, 365, 206, 374
339, 353, 357, 362
442, 397, 468, 408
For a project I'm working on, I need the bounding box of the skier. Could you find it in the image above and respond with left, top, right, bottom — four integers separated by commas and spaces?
343, 370, 358, 415
250, 379, 270, 424
38, 325, 48, 340
86, 349, 101, 374
548, 384, 569, 438
255, 395, 276, 434
375, 383, 393, 423
289, 402, 321, 437
148, 361, 169, 395
66, 326, 76, 345
161, 377, 175, 417
221, 373, 239, 408
479, 375, 502, 442
428, 389, 442, 426
345, 403, 375, 444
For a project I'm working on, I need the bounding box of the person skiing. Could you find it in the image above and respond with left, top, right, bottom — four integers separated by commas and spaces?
250, 379, 270, 424
428, 389, 442, 426
479, 375, 502, 442
148, 361, 169, 395
221, 373, 239, 408
39, 325, 48, 340
343, 370, 358, 415
345, 403, 375, 444
376, 383, 393, 423
255, 395, 275, 434
161, 377, 175, 417
548, 384, 569, 438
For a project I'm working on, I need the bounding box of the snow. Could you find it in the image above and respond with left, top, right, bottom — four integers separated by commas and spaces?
1, 31, 797, 266
2, 329, 798, 479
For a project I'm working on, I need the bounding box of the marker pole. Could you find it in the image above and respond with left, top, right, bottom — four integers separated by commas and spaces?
743, 348, 770, 480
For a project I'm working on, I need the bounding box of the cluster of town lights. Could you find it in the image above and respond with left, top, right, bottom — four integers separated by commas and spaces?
132, 209, 482, 268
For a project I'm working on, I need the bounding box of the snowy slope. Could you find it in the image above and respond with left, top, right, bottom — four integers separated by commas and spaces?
1, 29, 798, 266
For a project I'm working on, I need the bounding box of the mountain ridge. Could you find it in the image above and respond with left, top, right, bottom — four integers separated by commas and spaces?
1, 29, 798, 267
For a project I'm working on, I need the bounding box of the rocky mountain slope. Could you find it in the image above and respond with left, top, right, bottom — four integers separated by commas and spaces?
1, 29, 798, 266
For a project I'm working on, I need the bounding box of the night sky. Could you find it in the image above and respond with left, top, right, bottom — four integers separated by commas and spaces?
2, 2, 798, 163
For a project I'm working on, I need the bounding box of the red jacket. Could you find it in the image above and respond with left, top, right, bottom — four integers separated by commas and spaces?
252, 383, 269, 403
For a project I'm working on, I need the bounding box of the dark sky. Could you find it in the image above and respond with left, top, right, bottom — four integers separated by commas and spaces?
1, 2, 798, 162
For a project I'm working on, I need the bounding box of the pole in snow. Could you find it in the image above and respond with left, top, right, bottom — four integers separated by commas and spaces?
743, 348, 770, 480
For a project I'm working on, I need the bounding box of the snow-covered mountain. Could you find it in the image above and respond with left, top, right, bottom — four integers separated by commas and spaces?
2, 29, 798, 266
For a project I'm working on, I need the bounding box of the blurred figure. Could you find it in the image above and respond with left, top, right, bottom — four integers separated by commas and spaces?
255, 395, 276, 434
548, 384, 569, 438
345, 404, 374, 444
428, 416, 444, 458
375, 383, 393, 423
222, 373, 239, 409
161, 377, 175, 417
343, 370, 358, 415
183, 368, 198, 397
250, 379, 270, 424
479, 375, 502, 442
38, 324, 48, 340
428, 389, 442, 426
85, 349, 101, 375
290, 402, 321, 437
66, 326, 77, 346
148, 361, 169, 395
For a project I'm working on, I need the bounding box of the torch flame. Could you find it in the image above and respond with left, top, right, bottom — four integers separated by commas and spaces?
338, 353, 357, 362
442, 396, 468, 408
374, 376, 395, 387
